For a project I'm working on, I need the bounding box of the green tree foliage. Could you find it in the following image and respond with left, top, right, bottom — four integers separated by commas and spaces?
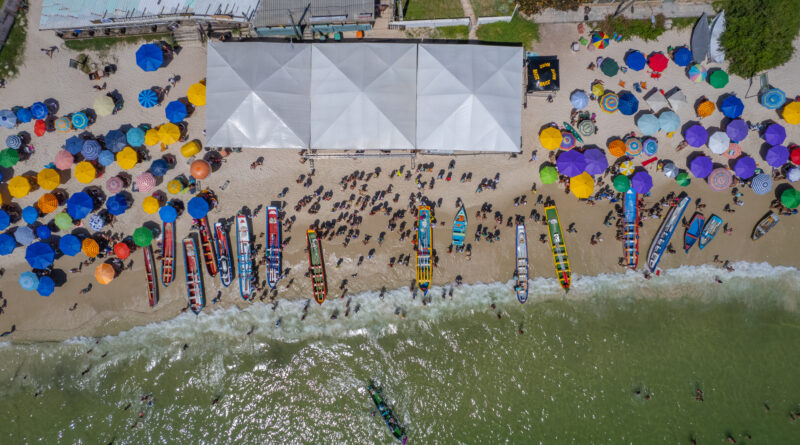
720, 0, 800, 78
516, 0, 583, 16
597, 14, 667, 41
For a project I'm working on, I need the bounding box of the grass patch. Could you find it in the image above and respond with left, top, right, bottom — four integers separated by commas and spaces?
596, 14, 667, 41
64, 33, 175, 52
433, 25, 470, 39
476, 15, 539, 49
0, 9, 27, 79
471, 0, 515, 17
404, 0, 464, 20
671, 16, 700, 31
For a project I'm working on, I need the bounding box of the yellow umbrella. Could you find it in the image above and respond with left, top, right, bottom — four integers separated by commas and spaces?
167, 179, 185, 194
95, 263, 115, 284
783, 101, 800, 125
620, 160, 635, 175
38, 193, 59, 213
571, 172, 594, 199
117, 147, 139, 170
93, 95, 115, 117
591, 83, 605, 97
37, 168, 61, 190
145, 128, 160, 146
181, 140, 201, 158
74, 161, 97, 184
158, 123, 181, 145
8, 176, 32, 198
187, 82, 206, 106
539, 127, 562, 150
142, 196, 160, 214
696, 100, 715, 118
82, 238, 99, 257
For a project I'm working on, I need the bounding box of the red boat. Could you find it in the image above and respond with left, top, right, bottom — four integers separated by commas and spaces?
143, 245, 158, 307
183, 235, 205, 314
197, 216, 218, 277
161, 222, 175, 287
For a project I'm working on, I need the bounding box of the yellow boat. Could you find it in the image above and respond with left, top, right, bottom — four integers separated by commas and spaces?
544, 205, 571, 291
416, 206, 432, 295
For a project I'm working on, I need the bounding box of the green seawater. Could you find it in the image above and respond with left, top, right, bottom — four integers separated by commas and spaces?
1, 263, 799, 444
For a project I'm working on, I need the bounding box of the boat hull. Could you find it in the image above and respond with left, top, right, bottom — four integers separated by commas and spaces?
416, 206, 432, 295
267, 206, 282, 289
684, 212, 705, 252
698, 215, 723, 250
144, 245, 158, 307
307, 229, 327, 304
515, 224, 529, 304
623, 190, 639, 269
752, 212, 779, 241
452, 206, 467, 247
198, 216, 219, 277
161, 222, 175, 287
236, 214, 253, 300
647, 196, 691, 272
214, 222, 233, 288
544, 206, 571, 291
182, 235, 205, 314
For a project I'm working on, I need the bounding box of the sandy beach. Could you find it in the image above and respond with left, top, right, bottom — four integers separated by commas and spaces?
1, 3, 799, 342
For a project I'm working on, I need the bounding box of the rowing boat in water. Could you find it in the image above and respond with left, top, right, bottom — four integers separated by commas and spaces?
161, 221, 175, 287
143, 245, 158, 307
416, 206, 432, 296
307, 229, 327, 304
452, 206, 466, 247
684, 212, 705, 252
647, 195, 691, 273
236, 214, 253, 300
214, 222, 233, 287
266, 206, 282, 289
544, 205, 571, 291
367, 382, 407, 443
698, 215, 723, 250
623, 189, 639, 269
514, 224, 529, 304
182, 235, 204, 314
197, 216, 218, 277
752, 212, 779, 241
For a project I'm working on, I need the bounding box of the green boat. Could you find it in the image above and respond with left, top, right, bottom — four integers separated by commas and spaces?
544, 205, 571, 291
367, 382, 407, 443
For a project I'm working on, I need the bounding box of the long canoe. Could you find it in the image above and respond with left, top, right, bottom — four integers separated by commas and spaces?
752, 212, 779, 241
623, 189, 639, 269
307, 229, 327, 304
452, 206, 466, 247
143, 245, 158, 307
197, 216, 218, 277
647, 196, 691, 272
515, 224, 529, 304
698, 215, 723, 250
684, 212, 705, 253
214, 222, 233, 287
544, 206, 571, 291
182, 235, 205, 314
416, 206, 432, 295
266, 206, 282, 289
161, 221, 175, 287
236, 214, 253, 299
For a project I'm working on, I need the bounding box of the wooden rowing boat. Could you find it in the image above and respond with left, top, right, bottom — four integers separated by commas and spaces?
236, 214, 253, 300
266, 206, 282, 289
646, 196, 691, 272
416, 206, 432, 296
514, 224, 529, 304
143, 245, 158, 307
452, 206, 466, 247
698, 215, 723, 250
161, 221, 175, 287
214, 222, 233, 288
197, 216, 218, 277
752, 212, 779, 241
684, 212, 705, 252
307, 229, 327, 304
544, 205, 571, 291
182, 235, 205, 314
623, 189, 639, 269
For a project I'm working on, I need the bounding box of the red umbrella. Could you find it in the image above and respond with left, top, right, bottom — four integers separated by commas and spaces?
648, 53, 669, 72
34, 119, 46, 137
114, 242, 131, 259
135, 172, 156, 193
54, 150, 74, 170
791, 146, 800, 164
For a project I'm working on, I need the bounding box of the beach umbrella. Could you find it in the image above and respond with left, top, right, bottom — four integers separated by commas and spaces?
159, 123, 181, 145
67, 192, 93, 220
165, 100, 188, 123
734, 156, 756, 179
0, 234, 15, 255
539, 166, 558, 184
54, 150, 74, 170
105, 176, 124, 194
642, 138, 658, 156
618, 92, 639, 116
94, 95, 115, 117
577, 119, 595, 136
613, 174, 631, 192
792, 147, 800, 165
167, 179, 185, 194
750, 173, 772, 195
135, 172, 156, 192
8, 176, 32, 198
631, 171, 653, 194
159, 205, 178, 223
658, 111, 680, 134
71, 112, 88, 130
725, 119, 748, 142
116, 146, 139, 170
619, 160, 635, 175
720, 96, 744, 118
0, 209, 9, 230
30, 101, 48, 120
37, 276, 55, 297
38, 193, 58, 214
591, 82, 605, 97
708, 168, 733, 191
608, 139, 626, 157
591, 32, 610, 49
724, 143, 742, 159
645, 91, 668, 111
625, 138, 642, 157
636, 114, 660, 136
74, 161, 97, 184
97, 150, 115, 167
0, 109, 16, 128
16, 107, 32, 123
763, 123, 786, 146
25, 242, 54, 269
36, 225, 51, 240
37, 168, 60, 191
82, 238, 99, 257
127, 127, 145, 147
88, 214, 105, 231
583, 148, 608, 175
781, 188, 800, 208
142, 196, 160, 214
601, 58, 619, 77
673, 47, 693, 66
676, 171, 691, 186
188, 83, 206, 106
600, 92, 619, 113
34, 119, 46, 136
648, 53, 669, 72
22, 206, 38, 224
19, 272, 39, 291
666, 89, 687, 111
15, 226, 35, 245
570, 90, 589, 109
788, 168, 800, 182
556, 150, 586, 177
783, 102, 800, 125
95, 263, 116, 284
6, 134, 21, 149
0, 148, 19, 167
708, 131, 730, 154
133, 227, 154, 247
138, 89, 159, 108
761, 88, 786, 109
571, 172, 594, 199
106, 194, 128, 216
81, 139, 102, 160
181, 140, 201, 158
560, 132, 576, 150
114, 242, 131, 259
708, 70, 729, 89
688, 64, 706, 82
150, 159, 169, 176
625, 51, 646, 71
539, 127, 562, 150
59, 234, 82, 256
54, 212, 73, 230
696, 99, 715, 118
136, 43, 163, 72
65, 136, 82, 155
104, 129, 127, 153
663, 162, 679, 178
188, 196, 210, 218
685, 124, 708, 147
690, 155, 713, 178
766, 145, 789, 168
144, 128, 160, 146
54, 116, 71, 132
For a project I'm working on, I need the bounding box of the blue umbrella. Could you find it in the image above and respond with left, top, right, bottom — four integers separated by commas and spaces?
690, 155, 713, 178
26, 242, 55, 269
6, 134, 21, 149
16, 107, 32, 123
65, 136, 83, 155
673, 47, 693, 67
104, 129, 127, 153
88, 214, 105, 231
71, 112, 88, 129
59, 234, 82, 256
82, 139, 102, 160
98, 150, 115, 166
763, 123, 786, 146
624, 50, 647, 71
165, 100, 188, 123
658, 111, 680, 133
631, 171, 653, 194
159, 205, 178, 223
618, 92, 639, 116
766, 145, 789, 168
106, 193, 128, 216
761, 88, 786, 109
67, 192, 94, 220
19, 271, 39, 291
188, 196, 210, 218
0, 109, 17, 128
36, 224, 51, 240
556, 150, 586, 177
721, 96, 744, 118
636, 113, 660, 136
30, 101, 48, 120
136, 43, 164, 72
734, 156, 756, 179
127, 127, 145, 147
583, 148, 608, 175
570, 90, 588, 110
0, 234, 15, 255
139, 89, 159, 108
15, 226, 35, 245
150, 159, 169, 176
37, 275, 55, 297
0, 209, 9, 230
685, 124, 709, 147
22, 206, 39, 224
750, 173, 772, 195
725, 119, 748, 142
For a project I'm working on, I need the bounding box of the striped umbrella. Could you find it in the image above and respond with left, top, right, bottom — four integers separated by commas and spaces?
688, 64, 706, 82
55, 150, 74, 169
38, 193, 59, 213
577, 119, 595, 136
601, 92, 619, 113
54, 117, 71, 132
71, 112, 88, 129
82, 238, 99, 257
708, 168, 733, 191
591, 32, 610, 49
5, 134, 21, 149
750, 173, 772, 195
138, 89, 159, 108
105, 176, 124, 194
642, 138, 658, 156
88, 214, 105, 231
663, 162, 678, 178
619, 160, 635, 175
561, 132, 576, 150
625, 138, 642, 157
761, 88, 786, 110
724, 143, 742, 159
81, 139, 102, 160
135, 172, 156, 192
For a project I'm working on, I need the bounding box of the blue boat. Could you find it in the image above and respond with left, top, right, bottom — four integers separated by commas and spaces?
416, 206, 432, 296
623, 189, 639, 269
182, 235, 205, 314
684, 212, 705, 252
698, 215, 723, 250
452, 206, 467, 247
646, 196, 691, 273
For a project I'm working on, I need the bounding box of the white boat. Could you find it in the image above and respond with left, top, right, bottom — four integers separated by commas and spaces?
646, 196, 691, 273
514, 224, 529, 304
236, 214, 253, 299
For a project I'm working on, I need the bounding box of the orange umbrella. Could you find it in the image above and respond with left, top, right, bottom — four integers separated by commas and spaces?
37, 193, 59, 213
37, 168, 61, 190
158, 123, 181, 145
190, 160, 210, 179
74, 161, 97, 184
608, 139, 626, 157
696, 100, 715, 118
82, 238, 100, 257
95, 263, 115, 284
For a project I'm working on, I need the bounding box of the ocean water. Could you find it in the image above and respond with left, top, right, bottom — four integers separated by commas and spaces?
1, 262, 800, 444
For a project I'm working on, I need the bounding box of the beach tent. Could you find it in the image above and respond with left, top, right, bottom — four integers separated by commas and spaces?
570, 90, 589, 109
708, 11, 726, 63
527, 56, 560, 92
708, 131, 730, 154
690, 155, 713, 178
165, 100, 188, 123
658, 111, 680, 134
685, 124, 709, 147
60, 235, 82, 256
673, 47, 693, 66
624, 51, 646, 71
734, 156, 756, 179
783, 102, 800, 125
136, 43, 163, 72
644, 89, 668, 111
636, 114, 660, 136
571, 173, 594, 199
763, 123, 786, 146
750, 173, 772, 194
617, 92, 639, 116
691, 13, 710, 63
725, 119, 747, 142
666, 89, 688, 111
720, 96, 744, 118
601, 58, 619, 77
556, 150, 586, 177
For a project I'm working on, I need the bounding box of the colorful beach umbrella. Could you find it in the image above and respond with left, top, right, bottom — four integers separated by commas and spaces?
150, 159, 169, 176
570, 172, 594, 199
138, 89, 159, 108
67, 192, 93, 220
54, 150, 74, 170
725, 119, 748, 142
127, 127, 145, 147
159, 123, 181, 145
38, 193, 59, 213
591, 32, 610, 49
601, 92, 619, 113
165, 100, 188, 123
539, 127, 562, 150
690, 155, 713, 178
750, 173, 772, 195
766, 145, 789, 168
36, 168, 60, 191
71, 112, 88, 130
19, 271, 39, 291
676, 171, 691, 187
105, 176, 124, 194
556, 150, 586, 177
106, 194, 128, 216
708, 168, 733, 191
618, 92, 639, 116
88, 214, 105, 231
145, 128, 160, 146
570, 90, 589, 109
8, 176, 32, 198
583, 148, 608, 175
540, 166, 558, 185
36, 225, 51, 240
114, 242, 131, 260
613, 174, 631, 192
708, 131, 730, 155
5, 134, 21, 149
793, 147, 800, 165
577, 120, 595, 136
631, 171, 653, 194
608, 139, 626, 157
116, 146, 139, 170
136, 43, 163, 72
724, 143, 742, 160
30, 102, 48, 119
688, 64, 706, 82
25, 242, 54, 269
16, 107, 32, 123
0, 209, 8, 230
619, 160, 635, 176
159, 205, 178, 223
95, 263, 116, 284
82, 238, 99, 257
708, 69, 729, 89
54, 212, 73, 230
720, 96, 744, 118
142, 196, 160, 214
104, 129, 127, 153
15, 226, 35, 245
591, 83, 605, 97
761, 88, 786, 110
37, 276, 55, 297
663, 162, 679, 178
685, 124, 709, 147
60, 235, 82, 256
625, 138, 642, 157
97, 150, 115, 167
64, 136, 82, 155
783, 102, 800, 125
648, 53, 668, 72
658, 111, 680, 134
54, 116, 71, 132
81, 139, 102, 160
601, 58, 619, 77
763, 123, 786, 146
0, 109, 16, 128
734, 156, 756, 179
181, 140, 201, 158
22, 206, 38, 224
0, 148, 19, 167
135, 172, 156, 192
560, 132, 576, 150
624, 51, 646, 71
74, 161, 97, 184
0, 234, 15, 255
34, 119, 46, 136
133, 227, 154, 247
167, 179, 185, 194
781, 188, 800, 208
696, 100, 715, 118
188, 196, 210, 218
673, 47, 693, 67
636, 114, 660, 136
187, 83, 206, 106
642, 138, 658, 156
94, 95, 115, 117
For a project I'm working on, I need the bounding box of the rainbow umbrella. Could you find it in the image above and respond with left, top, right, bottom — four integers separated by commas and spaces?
761, 88, 786, 110
71, 112, 88, 129
561, 132, 576, 150
708, 168, 733, 191
625, 138, 642, 157
54, 117, 71, 132
591, 32, 610, 49
601, 92, 618, 113
688, 64, 706, 82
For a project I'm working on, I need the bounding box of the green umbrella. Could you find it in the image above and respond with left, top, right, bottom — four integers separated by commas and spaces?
601, 58, 619, 77
781, 188, 800, 209
0, 148, 19, 167
133, 227, 154, 247
539, 166, 558, 184
612, 175, 631, 192
708, 69, 729, 89
676, 172, 691, 187
54, 212, 73, 230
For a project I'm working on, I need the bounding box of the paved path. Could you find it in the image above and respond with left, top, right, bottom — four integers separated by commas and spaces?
0, 0, 22, 53
459, 0, 478, 39
531, 1, 714, 24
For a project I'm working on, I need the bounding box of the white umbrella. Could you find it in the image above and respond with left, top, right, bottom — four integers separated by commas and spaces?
644, 89, 669, 111
666, 89, 688, 111
708, 131, 730, 155
663, 162, 679, 178
788, 168, 800, 183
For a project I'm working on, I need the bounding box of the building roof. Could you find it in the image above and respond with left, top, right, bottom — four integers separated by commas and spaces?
40, 0, 259, 30
252, 0, 373, 28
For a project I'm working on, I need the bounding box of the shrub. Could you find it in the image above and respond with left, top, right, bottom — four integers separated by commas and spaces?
517, 0, 583, 16
597, 14, 667, 41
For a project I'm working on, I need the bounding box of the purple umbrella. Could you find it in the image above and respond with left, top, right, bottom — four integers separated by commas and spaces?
685, 124, 708, 147
763, 123, 786, 146
690, 155, 713, 178
556, 150, 586, 177
734, 156, 756, 179
766, 145, 789, 168
725, 118, 748, 142
631, 171, 653, 194
583, 148, 608, 175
